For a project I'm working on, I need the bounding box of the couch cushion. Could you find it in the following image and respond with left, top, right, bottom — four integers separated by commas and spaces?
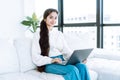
26, 70, 65, 80
87, 58, 120, 80
0, 76, 5, 80
0, 72, 41, 80
0, 38, 19, 74
26, 69, 98, 80
14, 38, 36, 72
89, 69, 98, 80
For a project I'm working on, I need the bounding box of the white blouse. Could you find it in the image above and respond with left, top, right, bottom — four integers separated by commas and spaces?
32, 29, 73, 66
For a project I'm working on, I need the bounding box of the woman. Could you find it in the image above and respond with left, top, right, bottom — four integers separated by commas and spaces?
32, 8, 90, 80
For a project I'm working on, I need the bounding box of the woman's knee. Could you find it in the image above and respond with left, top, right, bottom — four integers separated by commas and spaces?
75, 63, 87, 69
66, 65, 79, 72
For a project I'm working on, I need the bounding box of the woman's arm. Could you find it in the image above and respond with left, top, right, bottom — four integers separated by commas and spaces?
31, 32, 53, 66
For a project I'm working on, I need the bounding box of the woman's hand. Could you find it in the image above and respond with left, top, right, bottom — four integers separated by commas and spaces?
82, 59, 87, 64
51, 58, 62, 64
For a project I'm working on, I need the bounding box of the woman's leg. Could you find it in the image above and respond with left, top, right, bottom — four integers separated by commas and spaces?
75, 63, 90, 80
45, 64, 81, 80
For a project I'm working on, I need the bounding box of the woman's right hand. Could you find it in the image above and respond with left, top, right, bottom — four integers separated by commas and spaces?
82, 59, 87, 64
51, 58, 62, 64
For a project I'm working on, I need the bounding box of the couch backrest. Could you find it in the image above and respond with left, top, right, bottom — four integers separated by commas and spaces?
63, 31, 96, 51
90, 48, 120, 60
0, 37, 37, 74
14, 37, 36, 72
0, 38, 19, 74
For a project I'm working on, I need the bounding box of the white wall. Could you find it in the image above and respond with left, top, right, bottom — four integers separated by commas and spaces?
0, 0, 35, 39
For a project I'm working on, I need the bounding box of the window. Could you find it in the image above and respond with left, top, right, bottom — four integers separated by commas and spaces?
103, 0, 120, 51
63, 27, 96, 48
64, 0, 96, 23
103, 0, 120, 23
34, 0, 120, 51
103, 27, 120, 50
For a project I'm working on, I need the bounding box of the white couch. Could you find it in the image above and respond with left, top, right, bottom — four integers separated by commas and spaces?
63, 31, 120, 80
86, 48, 120, 80
0, 37, 98, 80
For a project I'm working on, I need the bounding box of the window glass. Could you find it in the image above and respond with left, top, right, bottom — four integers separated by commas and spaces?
64, 0, 96, 23
63, 27, 96, 50
103, 27, 120, 51
103, 0, 120, 23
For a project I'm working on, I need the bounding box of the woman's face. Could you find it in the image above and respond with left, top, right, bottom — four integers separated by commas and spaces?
45, 12, 58, 30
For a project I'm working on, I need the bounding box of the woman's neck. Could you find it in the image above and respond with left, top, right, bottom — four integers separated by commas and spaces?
47, 26, 53, 31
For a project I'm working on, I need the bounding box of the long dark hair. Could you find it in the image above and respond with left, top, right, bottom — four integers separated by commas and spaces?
37, 8, 58, 72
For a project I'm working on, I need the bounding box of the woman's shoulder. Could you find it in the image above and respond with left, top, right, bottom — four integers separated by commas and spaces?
52, 29, 63, 35
52, 29, 65, 39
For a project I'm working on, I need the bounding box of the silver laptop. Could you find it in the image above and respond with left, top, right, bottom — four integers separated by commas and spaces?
62, 48, 93, 65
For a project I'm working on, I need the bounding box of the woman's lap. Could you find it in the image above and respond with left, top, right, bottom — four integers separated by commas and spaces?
45, 55, 90, 80
45, 63, 78, 75
45, 63, 81, 80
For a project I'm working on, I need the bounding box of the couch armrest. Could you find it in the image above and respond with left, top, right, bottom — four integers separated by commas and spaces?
90, 48, 120, 61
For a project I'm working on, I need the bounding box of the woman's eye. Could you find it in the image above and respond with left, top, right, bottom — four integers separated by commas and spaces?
49, 16, 53, 19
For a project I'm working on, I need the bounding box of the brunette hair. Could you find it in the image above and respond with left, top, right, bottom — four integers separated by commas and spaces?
37, 8, 58, 72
